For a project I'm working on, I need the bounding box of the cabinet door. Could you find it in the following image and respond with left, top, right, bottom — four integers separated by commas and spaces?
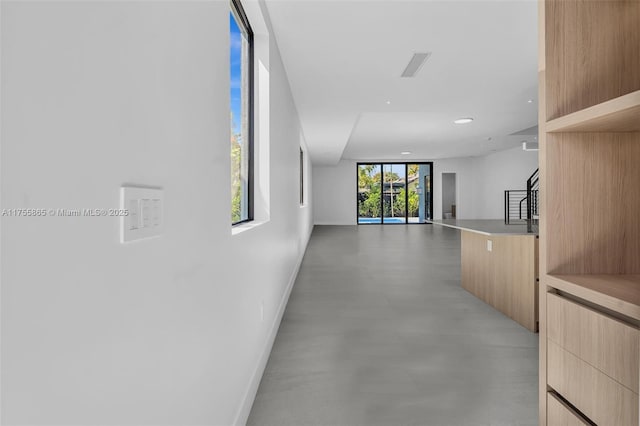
547, 393, 589, 426
547, 292, 639, 392
547, 340, 638, 426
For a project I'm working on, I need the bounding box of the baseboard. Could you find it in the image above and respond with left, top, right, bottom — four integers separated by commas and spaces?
313, 222, 356, 226
232, 224, 314, 426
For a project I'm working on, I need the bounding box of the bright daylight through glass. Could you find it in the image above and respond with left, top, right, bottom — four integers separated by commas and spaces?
230, 6, 250, 224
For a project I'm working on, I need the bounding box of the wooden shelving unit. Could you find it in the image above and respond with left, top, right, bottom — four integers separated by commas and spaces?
546, 90, 640, 133
539, 0, 640, 425
547, 274, 640, 321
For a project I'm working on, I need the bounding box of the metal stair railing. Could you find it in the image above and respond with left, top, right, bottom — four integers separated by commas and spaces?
504, 190, 528, 224
504, 168, 539, 229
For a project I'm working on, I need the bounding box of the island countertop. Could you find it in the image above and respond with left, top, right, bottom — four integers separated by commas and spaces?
427, 219, 538, 236
430, 219, 539, 332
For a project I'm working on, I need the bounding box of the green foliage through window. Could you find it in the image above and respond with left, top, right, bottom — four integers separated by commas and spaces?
357, 163, 432, 224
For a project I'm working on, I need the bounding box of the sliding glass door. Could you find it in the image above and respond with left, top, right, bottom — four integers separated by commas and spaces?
357, 162, 433, 224
382, 164, 406, 223
357, 164, 382, 223
408, 163, 432, 223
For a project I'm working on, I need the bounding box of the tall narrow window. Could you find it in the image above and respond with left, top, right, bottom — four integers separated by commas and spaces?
230, 0, 254, 224
300, 148, 304, 205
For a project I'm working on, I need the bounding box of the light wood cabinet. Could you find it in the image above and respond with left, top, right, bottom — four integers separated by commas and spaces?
548, 340, 638, 426
547, 293, 639, 393
539, 0, 640, 424
547, 393, 589, 426
461, 231, 538, 332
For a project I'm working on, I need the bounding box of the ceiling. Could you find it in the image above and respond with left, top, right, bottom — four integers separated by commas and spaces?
265, 0, 539, 165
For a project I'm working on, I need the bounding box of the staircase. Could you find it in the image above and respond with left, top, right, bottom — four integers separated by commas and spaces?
505, 168, 539, 231
526, 168, 539, 220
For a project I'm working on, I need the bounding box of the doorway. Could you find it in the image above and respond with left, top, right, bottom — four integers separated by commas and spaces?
441, 172, 456, 219
357, 162, 433, 224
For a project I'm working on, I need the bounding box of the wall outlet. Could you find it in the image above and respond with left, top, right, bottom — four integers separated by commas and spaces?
487, 239, 493, 252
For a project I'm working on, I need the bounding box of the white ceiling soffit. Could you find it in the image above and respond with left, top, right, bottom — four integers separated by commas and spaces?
265, 0, 538, 165
511, 125, 539, 136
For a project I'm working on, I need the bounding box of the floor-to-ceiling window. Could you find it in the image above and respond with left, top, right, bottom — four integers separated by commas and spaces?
357, 164, 382, 223
409, 163, 432, 223
357, 162, 433, 224
382, 164, 406, 223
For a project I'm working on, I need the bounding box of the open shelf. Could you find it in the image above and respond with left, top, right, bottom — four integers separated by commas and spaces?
547, 274, 640, 321
546, 90, 640, 133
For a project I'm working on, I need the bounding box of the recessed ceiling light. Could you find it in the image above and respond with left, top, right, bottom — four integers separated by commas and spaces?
527, 99, 534, 103
454, 117, 474, 124
386, 100, 391, 105
400, 151, 412, 155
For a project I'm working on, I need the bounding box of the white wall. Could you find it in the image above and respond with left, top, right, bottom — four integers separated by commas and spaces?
312, 160, 357, 225
472, 147, 539, 219
432, 157, 477, 220
1, 2, 312, 425
313, 149, 538, 224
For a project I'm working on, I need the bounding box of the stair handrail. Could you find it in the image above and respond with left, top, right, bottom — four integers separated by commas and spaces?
526, 168, 539, 221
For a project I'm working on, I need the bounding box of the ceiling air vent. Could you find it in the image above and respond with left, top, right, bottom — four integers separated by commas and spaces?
401, 52, 432, 78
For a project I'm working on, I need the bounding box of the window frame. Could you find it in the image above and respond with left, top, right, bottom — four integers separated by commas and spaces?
356, 162, 434, 225
230, 0, 255, 226
300, 147, 304, 205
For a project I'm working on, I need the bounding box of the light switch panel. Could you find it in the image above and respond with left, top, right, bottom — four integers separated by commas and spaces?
120, 186, 163, 243
487, 239, 493, 252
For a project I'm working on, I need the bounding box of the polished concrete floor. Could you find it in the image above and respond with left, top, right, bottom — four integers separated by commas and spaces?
248, 225, 538, 426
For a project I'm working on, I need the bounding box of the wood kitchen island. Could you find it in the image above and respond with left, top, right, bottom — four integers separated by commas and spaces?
429, 219, 539, 332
